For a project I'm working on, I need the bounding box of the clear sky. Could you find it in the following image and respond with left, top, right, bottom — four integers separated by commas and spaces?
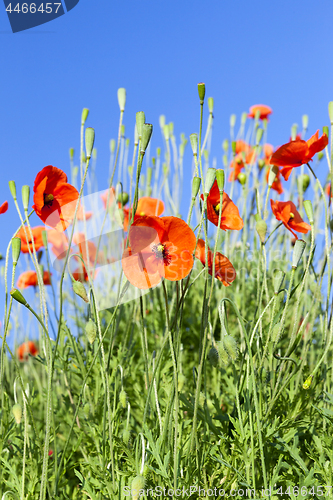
1, 0, 332, 260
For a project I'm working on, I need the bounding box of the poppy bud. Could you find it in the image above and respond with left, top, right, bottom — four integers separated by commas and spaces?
123, 428, 130, 445
81, 108, 89, 125
223, 335, 238, 361
272, 270, 285, 294
237, 173, 246, 186
73, 281, 89, 303
297, 174, 310, 194
10, 288, 27, 306
191, 177, 201, 199
268, 166, 279, 187
205, 168, 216, 194
131, 476, 146, 500
197, 82, 205, 102
118, 192, 129, 206
85, 318, 97, 344
12, 237, 21, 264
117, 87, 126, 112
291, 123, 298, 140
255, 218, 267, 243
302, 114, 309, 130
216, 169, 225, 192
256, 128, 263, 145
258, 159, 265, 170
190, 133, 198, 156
136, 112, 145, 140
329, 102, 333, 124
208, 347, 219, 367
303, 200, 314, 224
85, 128, 95, 159
208, 97, 214, 113
216, 341, 229, 366
292, 239, 306, 269
21, 185, 30, 211
230, 114, 236, 129
69, 148, 74, 160
12, 403, 22, 424
8, 181, 17, 200
110, 139, 116, 154
303, 374, 313, 390
119, 389, 127, 408
141, 124, 153, 153
318, 151, 324, 161
323, 126, 329, 138
222, 139, 229, 152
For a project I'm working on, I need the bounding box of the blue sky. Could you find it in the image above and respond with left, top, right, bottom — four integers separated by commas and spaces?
1, 1, 332, 285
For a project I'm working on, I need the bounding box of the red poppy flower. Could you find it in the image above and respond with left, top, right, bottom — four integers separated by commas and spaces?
47, 229, 69, 258
122, 215, 196, 289
195, 239, 236, 286
228, 157, 245, 182
73, 233, 106, 266
123, 197, 164, 231
17, 226, 45, 253
248, 105, 272, 120
202, 181, 243, 230
326, 183, 332, 198
17, 270, 52, 289
0, 201, 8, 214
33, 166, 79, 231
17, 341, 38, 361
266, 167, 283, 195
270, 131, 328, 180
270, 200, 311, 239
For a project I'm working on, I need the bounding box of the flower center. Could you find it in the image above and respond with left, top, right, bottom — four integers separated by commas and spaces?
214, 203, 221, 214
139, 211, 145, 216
44, 193, 54, 207
151, 243, 171, 265
289, 212, 295, 220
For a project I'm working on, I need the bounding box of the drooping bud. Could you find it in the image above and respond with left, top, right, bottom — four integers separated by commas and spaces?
117, 88, 126, 112
69, 148, 74, 160
21, 185, 30, 211
136, 112, 145, 140
303, 374, 313, 390
118, 192, 129, 206
216, 169, 225, 192
72, 281, 89, 303
255, 217, 267, 243
208, 347, 219, 367
191, 176, 201, 199
12, 237, 21, 264
303, 200, 314, 224
119, 389, 127, 408
223, 335, 238, 361
10, 288, 27, 306
85, 318, 97, 344
81, 108, 89, 125
237, 173, 246, 186
204, 168, 216, 194
268, 165, 279, 187
12, 403, 22, 424
292, 239, 306, 269
207, 97, 214, 113
85, 128, 95, 159
190, 133, 198, 155
216, 341, 229, 366
197, 82, 205, 102
140, 124, 153, 153
8, 181, 17, 200
302, 114, 309, 130
131, 476, 146, 500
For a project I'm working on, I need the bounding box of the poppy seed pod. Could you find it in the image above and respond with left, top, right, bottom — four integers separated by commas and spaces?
323, 126, 329, 138
205, 168, 216, 194
12, 237, 21, 264
302, 114, 309, 130
303, 374, 313, 390
81, 108, 89, 125
85, 128, 95, 159
85, 318, 97, 344
141, 124, 153, 153
21, 185, 30, 211
69, 148, 74, 160
136, 112, 145, 140
329, 102, 333, 124
292, 239, 306, 269
255, 218, 267, 243
10, 288, 27, 306
190, 133, 198, 155
197, 82, 205, 102
191, 176, 201, 199
256, 128, 263, 145
216, 169, 225, 192
131, 476, 146, 500
268, 166, 279, 187
73, 281, 89, 303
117, 88, 126, 112
297, 174, 310, 194
208, 346, 219, 367
237, 173, 246, 186
208, 97, 214, 113
303, 200, 314, 224
12, 403, 22, 424
119, 389, 127, 409
8, 180, 17, 200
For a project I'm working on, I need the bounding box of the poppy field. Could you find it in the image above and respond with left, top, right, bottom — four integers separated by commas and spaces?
1, 85, 333, 499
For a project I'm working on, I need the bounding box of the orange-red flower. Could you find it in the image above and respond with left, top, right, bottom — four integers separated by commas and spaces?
47, 229, 69, 258
195, 239, 236, 286
17, 341, 38, 361
270, 131, 328, 180
122, 215, 196, 289
17, 226, 45, 253
248, 104, 272, 120
17, 270, 52, 289
270, 200, 311, 239
33, 166, 79, 231
202, 181, 243, 231
228, 147, 256, 181
326, 183, 332, 198
266, 167, 283, 195
123, 197, 164, 231
0, 201, 8, 214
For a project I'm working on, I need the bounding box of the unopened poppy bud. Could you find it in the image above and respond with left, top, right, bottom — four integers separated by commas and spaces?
110, 139, 116, 154
69, 148, 74, 160
119, 389, 127, 408
216, 341, 229, 366
303, 374, 313, 390
190, 133, 198, 155
216, 169, 225, 192
85, 318, 97, 344
81, 108, 89, 125
303, 200, 314, 224
208, 347, 219, 367
178, 372, 186, 391
12, 237, 21, 264
302, 114, 309, 130
117, 87, 126, 112
231, 141, 236, 154
222, 139, 229, 152
256, 128, 263, 145
10, 288, 27, 306
268, 165, 279, 187
329, 102, 333, 124
73, 281, 89, 303
12, 403, 22, 424
191, 176, 201, 199
208, 97, 214, 113
318, 151, 324, 161
141, 124, 153, 153
272, 270, 285, 294
255, 218, 267, 243
123, 428, 130, 445
136, 112, 145, 139
205, 168, 216, 194
230, 115, 236, 129
323, 126, 329, 138
85, 127, 95, 159
237, 173, 246, 186
292, 239, 306, 269
9, 181, 17, 200
21, 185, 30, 211
118, 192, 129, 206
258, 159, 265, 170
223, 335, 238, 361
197, 82, 205, 102
131, 476, 146, 500
241, 112, 247, 125
298, 174, 310, 194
